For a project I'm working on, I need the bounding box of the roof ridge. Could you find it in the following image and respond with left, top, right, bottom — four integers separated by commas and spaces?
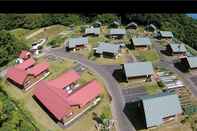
43, 81, 70, 105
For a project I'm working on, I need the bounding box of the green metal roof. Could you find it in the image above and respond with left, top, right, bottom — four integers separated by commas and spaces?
186, 56, 197, 68
159, 31, 174, 38
109, 28, 126, 35
169, 43, 187, 53
142, 92, 182, 128
132, 37, 152, 46
68, 37, 88, 48
123, 62, 154, 78
95, 42, 120, 54
85, 28, 100, 35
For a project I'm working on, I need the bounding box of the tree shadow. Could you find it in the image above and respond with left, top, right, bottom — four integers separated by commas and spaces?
112, 69, 127, 82
92, 112, 105, 126
174, 62, 189, 73
123, 101, 147, 130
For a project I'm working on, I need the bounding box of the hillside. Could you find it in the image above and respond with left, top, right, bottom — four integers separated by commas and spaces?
0, 14, 196, 67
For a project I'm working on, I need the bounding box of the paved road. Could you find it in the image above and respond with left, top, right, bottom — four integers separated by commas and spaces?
45, 48, 136, 131
122, 87, 147, 103
153, 41, 197, 97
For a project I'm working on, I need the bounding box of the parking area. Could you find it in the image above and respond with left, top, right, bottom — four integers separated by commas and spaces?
122, 87, 148, 103
102, 64, 122, 75
45, 54, 64, 62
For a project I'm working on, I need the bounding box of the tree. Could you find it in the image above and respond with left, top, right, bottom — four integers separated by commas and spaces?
0, 31, 27, 66
95, 14, 119, 25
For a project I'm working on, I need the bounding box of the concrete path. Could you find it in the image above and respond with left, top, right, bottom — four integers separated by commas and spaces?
26, 26, 52, 40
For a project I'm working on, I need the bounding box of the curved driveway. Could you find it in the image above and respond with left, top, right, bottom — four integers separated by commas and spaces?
45, 47, 135, 131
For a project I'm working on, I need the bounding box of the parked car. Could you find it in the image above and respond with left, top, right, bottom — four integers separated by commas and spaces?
31, 38, 47, 50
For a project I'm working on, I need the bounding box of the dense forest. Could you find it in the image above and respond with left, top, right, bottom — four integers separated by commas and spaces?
0, 81, 38, 131
0, 13, 196, 67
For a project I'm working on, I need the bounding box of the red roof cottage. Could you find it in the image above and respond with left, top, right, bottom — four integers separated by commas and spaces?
67, 80, 102, 108
33, 70, 102, 123
6, 59, 49, 90
34, 70, 80, 121
48, 70, 80, 89
6, 67, 29, 86
28, 61, 49, 76
15, 58, 35, 70
34, 81, 73, 121
18, 50, 32, 60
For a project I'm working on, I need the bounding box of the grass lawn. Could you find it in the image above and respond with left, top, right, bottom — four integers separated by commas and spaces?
46, 58, 75, 80
10, 28, 31, 39
28, 25, 66, 42
184, 112, 197, 131
9, 25, 67, 48
78, 70, 95, 85
94, 56, 125, 65
89, 35, 110, 47
144, 82, 162, 95
140, 122, 191, 131
133, 49, 160, 62
127, 26, 146, 38
9, 28, 34, 48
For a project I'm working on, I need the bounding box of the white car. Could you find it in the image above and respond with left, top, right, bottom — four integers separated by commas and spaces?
31, 38, 47, 50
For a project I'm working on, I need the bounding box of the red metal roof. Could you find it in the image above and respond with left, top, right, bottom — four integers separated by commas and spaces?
34, 81, 72, 121
48, 70, 80, 89
15, 58, 36, 70
6, 67, 28, 85
28, 61, 49, 76
19, 50, 32, 60
67, 80, 102, 107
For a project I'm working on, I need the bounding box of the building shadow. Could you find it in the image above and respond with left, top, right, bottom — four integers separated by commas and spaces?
125, 40, 134, 50
174, 62, 189, 73
160, 50, 171, 56
112, 69, 126, 82
32, 95, 59, 123
123, 101, 147, 130
102, 53, 116, 59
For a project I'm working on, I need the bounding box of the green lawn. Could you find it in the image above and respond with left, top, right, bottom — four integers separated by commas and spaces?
46, 58, 75, 80
144, 83, 162, 95
29, 25, 66, 42
9, 25, 67, 48
133, 49, 160, 62
10, 28, 31, 39
94, 56, 125, 65
78, 70, 95, 85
